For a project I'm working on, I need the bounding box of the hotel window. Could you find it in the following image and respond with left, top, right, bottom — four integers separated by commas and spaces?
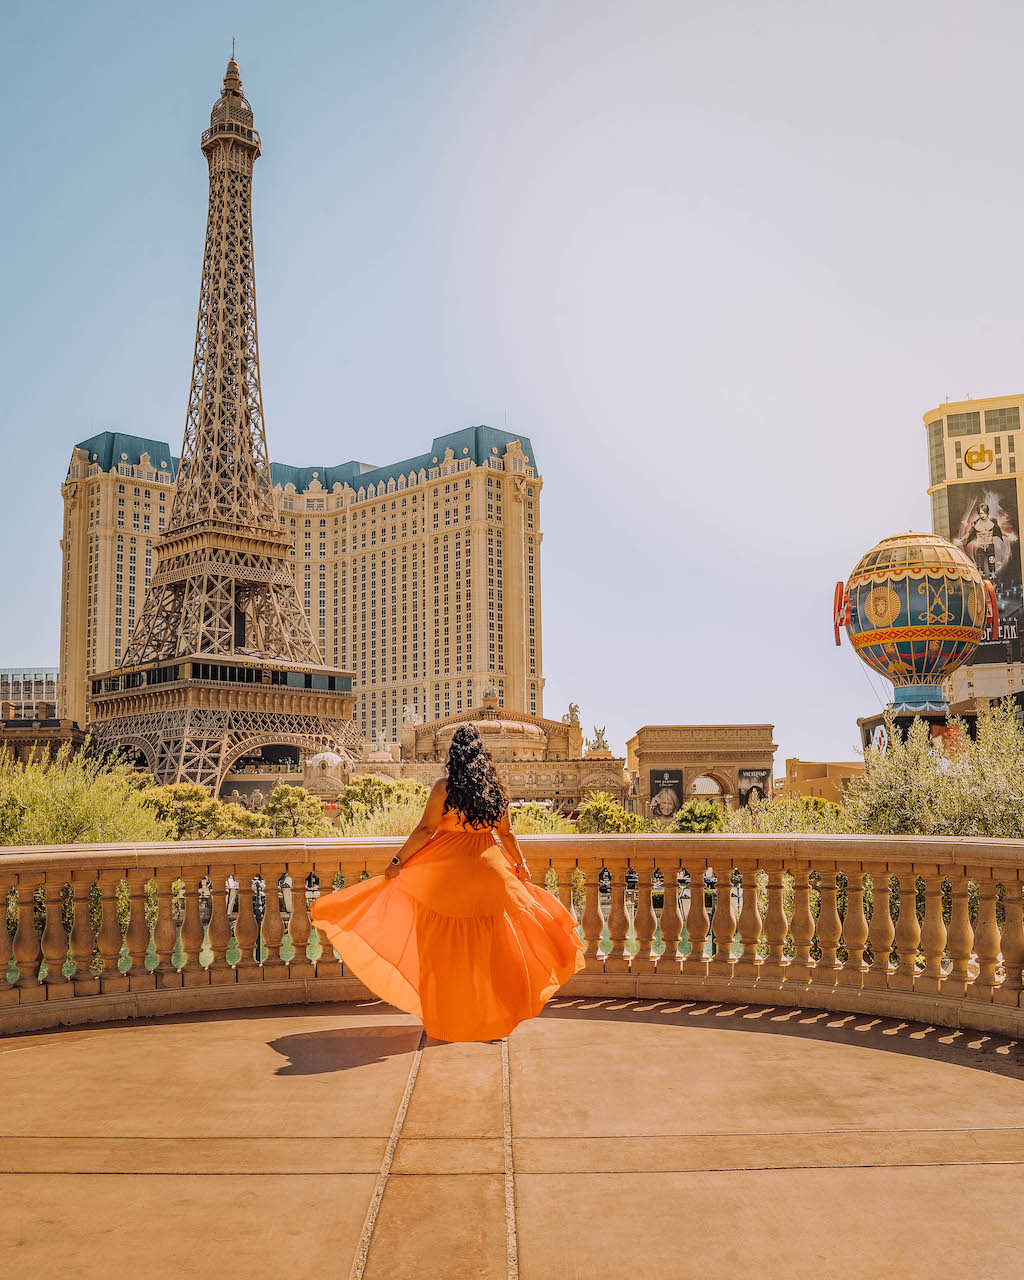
946, 411, 981, 438
985, 406, 1020, 432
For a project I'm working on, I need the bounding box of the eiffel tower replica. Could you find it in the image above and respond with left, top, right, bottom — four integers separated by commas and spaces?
89, 58, 362, 790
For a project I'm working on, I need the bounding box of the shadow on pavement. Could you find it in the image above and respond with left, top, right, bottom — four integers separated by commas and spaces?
536, 996, 1024, 1080
267, 1023, 422, 1074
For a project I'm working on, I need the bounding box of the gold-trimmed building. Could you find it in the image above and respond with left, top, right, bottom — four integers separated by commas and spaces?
60, 428, 544, 745
626, 724, 777, 816
299, 693, 627, 812
925, 393, 1024, 704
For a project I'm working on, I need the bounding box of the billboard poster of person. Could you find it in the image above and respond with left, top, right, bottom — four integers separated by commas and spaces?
649, 770, 683, 818
948, 478, 1022, 662
738, 768, 771, 806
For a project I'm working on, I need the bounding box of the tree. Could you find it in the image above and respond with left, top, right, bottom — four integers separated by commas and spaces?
336, 774, 427, 821
0, 743, 172, 846
575, 792, 648, 833
671, 800, 725, 833
214, 803, 272, 839
844, 702, 1024, 838
263, 785, 331, 837
144, 782, 221, 840
510, 802, 574, 834
725, 791, 843, 834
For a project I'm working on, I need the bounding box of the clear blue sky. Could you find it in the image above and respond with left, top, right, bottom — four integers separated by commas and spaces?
2, 0, 1022, 767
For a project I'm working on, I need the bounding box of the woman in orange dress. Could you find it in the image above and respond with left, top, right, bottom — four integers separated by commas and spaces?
309, 725, 585, 1043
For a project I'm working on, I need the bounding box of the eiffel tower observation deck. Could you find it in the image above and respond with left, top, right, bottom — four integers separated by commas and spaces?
88, 58, 362, 790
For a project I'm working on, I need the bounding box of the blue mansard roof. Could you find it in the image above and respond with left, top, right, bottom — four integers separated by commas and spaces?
71, 425, 538, 491
73, 432, 180, 479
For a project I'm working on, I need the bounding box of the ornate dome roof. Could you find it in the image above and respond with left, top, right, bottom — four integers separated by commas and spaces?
435, 717, 547, 744
308, 751, 344, 768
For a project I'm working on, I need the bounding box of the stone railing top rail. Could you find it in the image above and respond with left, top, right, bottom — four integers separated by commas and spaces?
3, 831, 1024, 876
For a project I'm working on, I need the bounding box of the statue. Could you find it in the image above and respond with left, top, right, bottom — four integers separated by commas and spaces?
373, 728, 388, 755
586, 725, 609, 752
483, 680, 499, 700
403, 703, 423, 725
562, 702, 580, 726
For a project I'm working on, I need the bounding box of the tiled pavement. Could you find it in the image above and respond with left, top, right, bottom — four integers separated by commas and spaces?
3, 997, 1024, 1278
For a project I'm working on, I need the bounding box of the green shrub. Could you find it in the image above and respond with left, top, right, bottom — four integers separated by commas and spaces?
671, 800, 725, 833
575, 792, 647, 834
0, 744, 171, 847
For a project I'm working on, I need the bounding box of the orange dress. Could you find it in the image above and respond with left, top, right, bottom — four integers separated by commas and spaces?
309, 807, 585, 1042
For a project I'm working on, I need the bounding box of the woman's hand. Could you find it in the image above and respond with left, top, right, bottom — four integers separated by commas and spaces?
384, 861, 401, 880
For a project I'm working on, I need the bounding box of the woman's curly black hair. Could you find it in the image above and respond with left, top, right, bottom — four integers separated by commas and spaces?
443, 724, 509, 829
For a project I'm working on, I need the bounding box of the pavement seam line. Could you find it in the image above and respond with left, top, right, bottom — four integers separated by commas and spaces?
502, 1037, 519, 1280
347, 1027, 426, 1280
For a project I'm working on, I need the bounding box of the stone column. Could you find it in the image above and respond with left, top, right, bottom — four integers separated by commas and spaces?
891, 869, 921, 992
657, 860, 683, 976
41, 872, 74, 999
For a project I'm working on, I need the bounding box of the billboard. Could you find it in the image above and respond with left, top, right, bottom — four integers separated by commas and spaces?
948, 478, 1023, 662
649, 770, 683, 818
738, 768, 771, 806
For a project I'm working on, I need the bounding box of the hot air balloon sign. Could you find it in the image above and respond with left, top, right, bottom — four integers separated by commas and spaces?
835, 531, 997, 713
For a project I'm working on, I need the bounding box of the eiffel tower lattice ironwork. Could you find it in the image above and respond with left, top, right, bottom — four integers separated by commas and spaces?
89, 58, 362, 790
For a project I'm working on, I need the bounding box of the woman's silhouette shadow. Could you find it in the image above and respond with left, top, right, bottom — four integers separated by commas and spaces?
267, 1022, 423, 1075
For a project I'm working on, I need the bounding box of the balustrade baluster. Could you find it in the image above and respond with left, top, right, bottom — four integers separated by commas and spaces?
180, 870, 209, 987
945, 871, 975, 997
604, 863, 630, 974
788, 866, 815, 983
761, 868, 789, 982
124, 870, 155, 992
709, 863, 736, 978
735, 864, 762, 971
41, 872, 73, 998
917, 872, 947, 995
96, 870, 127, 993
864, 866, 895, 989
207, 864, 236, 984
13, 876, 43, 1000
684, 861, 710, 974
261, 863, 288, 980
152, 870, 182, 988
69, 870, 99, 996
554, 859, 578, 924
838, 869, 868, 987
972, 876, 1001, 1000
233, 863, 262, 982
813, 868, 842, 986
892, 870, 922, 991
312, 860, 342, 979
633, 858, 657, 972
286, 864, 314, 977
581, 861, 605, 974
0, 873, 15, 1006
997, 877, 1024, 1006
657, 859, 683, 976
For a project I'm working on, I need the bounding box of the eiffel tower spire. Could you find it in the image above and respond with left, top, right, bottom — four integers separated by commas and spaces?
122, 57, 319, 669
88, 60, 361, 789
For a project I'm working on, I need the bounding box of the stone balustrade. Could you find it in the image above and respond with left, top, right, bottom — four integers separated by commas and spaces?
2, 832, 1023, 1037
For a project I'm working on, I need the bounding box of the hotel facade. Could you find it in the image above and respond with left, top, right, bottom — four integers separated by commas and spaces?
925, 393, 1024, 703
60, 426, 544, 740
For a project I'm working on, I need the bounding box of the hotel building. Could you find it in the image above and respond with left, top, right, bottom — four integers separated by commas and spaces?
925, 393, 1024, 703
60, 426, 544, 739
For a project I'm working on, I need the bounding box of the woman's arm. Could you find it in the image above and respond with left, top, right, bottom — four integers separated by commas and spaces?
384, 779, 447, 879
495, 808, 531, 881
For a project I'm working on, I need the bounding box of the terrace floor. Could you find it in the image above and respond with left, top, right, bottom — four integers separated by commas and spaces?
3, 996, 1024, 1279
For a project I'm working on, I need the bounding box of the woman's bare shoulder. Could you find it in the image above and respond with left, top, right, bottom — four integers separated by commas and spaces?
430, 778, 448, 799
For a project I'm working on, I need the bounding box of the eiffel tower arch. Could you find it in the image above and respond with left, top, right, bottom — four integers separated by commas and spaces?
88, 59, 363, 791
